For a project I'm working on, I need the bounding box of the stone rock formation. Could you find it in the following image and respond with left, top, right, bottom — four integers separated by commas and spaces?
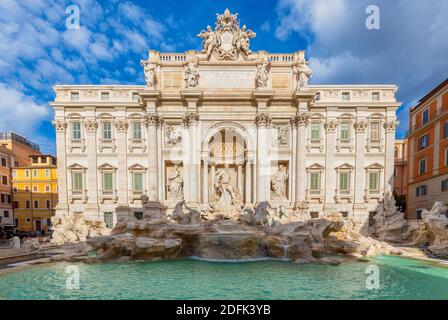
50, 213, 111, 245
371, 192, 406, 242
51, 207, 403, 264
412, 201, 448, 257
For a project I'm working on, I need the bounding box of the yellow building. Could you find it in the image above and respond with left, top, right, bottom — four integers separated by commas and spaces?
12, 155, 57, 233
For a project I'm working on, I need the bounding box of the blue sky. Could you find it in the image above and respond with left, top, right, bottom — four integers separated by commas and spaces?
0, 0, 447, 154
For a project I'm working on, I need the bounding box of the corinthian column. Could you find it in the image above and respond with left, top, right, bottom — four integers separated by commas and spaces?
115, 119, 129, 209
83, 119, 99, 219
183, 112, 200, 207
255, 113, 271, 203
324, 120, 337, 210
146, 114, 161, 207
294, 113, 309, 210
354, 120, 368, 206
53, 120, 68, 217
245, 159, 252, 205
384, 120, 398, 194
202, 158, 209, 205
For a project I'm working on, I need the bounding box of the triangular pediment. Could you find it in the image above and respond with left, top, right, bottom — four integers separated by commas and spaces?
336, 163, 354, 170
128, 163, 146, 171
98, 163, 117, 170
68, 163, 86, 170
307, 163, 325, 171
365, 163, 383, 169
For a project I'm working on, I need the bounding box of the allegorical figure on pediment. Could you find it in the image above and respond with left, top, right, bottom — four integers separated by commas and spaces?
140, 60, 157, 89
184, 57, 200, 88
293, 51, 313, 90
234, 25, 256, 56
197, 26, 217, 56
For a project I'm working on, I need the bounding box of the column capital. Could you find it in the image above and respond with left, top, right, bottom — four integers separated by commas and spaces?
324, 120, 338, 133
114, 119, 129, 132
182, 112, 199, 127
146, 114, 162, 127
255, 113, 272, 127
53, 120, 67, 133
384, 120, 399, 133
354, 120, 369, 133
83, 120, 98, 133
295, 112, 310, 127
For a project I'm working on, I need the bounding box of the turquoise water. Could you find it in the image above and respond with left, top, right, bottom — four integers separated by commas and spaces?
0, 256, 447, 300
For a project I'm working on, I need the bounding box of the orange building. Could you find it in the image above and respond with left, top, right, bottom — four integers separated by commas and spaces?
406, 79, 448, 219
0, 131, 41, 167
394, 139, 408, 211
0, 146, 14, 226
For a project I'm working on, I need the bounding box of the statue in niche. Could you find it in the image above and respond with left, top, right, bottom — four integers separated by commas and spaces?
214, 164, 239, 211
271, 165, 288, 198
166, 165, 183, 199
165, 125, 182, 147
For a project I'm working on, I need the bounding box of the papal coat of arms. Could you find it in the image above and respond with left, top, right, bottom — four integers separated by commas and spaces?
197, 9, 256, 60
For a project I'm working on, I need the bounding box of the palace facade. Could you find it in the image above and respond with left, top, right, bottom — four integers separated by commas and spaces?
51, 10, 400, 232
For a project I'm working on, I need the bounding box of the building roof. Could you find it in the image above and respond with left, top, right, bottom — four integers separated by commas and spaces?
0, 131, 40, 151
410, 78, 448, 113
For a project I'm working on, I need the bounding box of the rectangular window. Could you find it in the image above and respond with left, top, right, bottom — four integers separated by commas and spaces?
133, 173, 143, 191
103, 172, 113, 191
416, 185, 427, 197
372, 92, 380, 101
46, 200, 51, 209
370, 122, 380, 140
339, 172, 349, 191
369, 172, 379, 190
26, 200, 30, 209
72, 172, 83, 191
33, 185, 38, 192
1, 157, 6, 167
72, 122, 81, 140
133, 122, 142, 140
310, 123, 320, 141
26, 218, 31, 223
418, 134, 429, 150
104, 212, 114, 229
422, 109, 429, 124
340, 123, 350, 140
418, 158, 427, 175
45, 185, 50, 192
13, 201, 18, 209
444, 122, 448, 139
310, 212, 319, 219
103, 122, 112, 140
0, 194, 4, 203
445, 147, 448, 166
25, 185, 30, 192
32, 156, 38, 164
71, 92, 79, 101
33, 169, 38, 178
132, 92, 139, 101
101, 92, 109, 100
25, 170, 29, 178
4, 211, 9, 218
442, 179, 448, 192
12, 170, 16, 178
45, 169, 50, 177
1, 175, 7, 185
40, 156, 47, 164
310, 172, 320, 191
13, 187, 17, 192
342, 92, 350, 101
33, 200, 39, 209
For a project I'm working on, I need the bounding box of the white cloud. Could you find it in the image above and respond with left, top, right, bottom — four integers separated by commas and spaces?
0, 84, 51, 137
274, 0, 448, 136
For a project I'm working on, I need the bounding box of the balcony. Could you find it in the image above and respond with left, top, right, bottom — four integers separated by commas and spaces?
99, 189, 118, 203
366, 138, 384, 152
306, 138, 324, 152
336, 138, 354, 152
129, 189, 147, 203
98, 138, 117, 153
334, 189, 354, 203
68, 189, 87, 203
68, 138, 86, 152
128, 138, 147, 153
306, 189, 324, 203
364, 189, 383, 202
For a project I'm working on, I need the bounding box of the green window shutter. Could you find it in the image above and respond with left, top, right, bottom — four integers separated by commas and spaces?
310, 173, 320, 190
369, 172, 378, 190
311, 123, 320, 140
73, 172, 83, 190
72, 122, 81, 139
133, 173, 143, 190
134, 123, 142, 139
103, 172, 113, 191
340, 173, 349, 190
340, 123, 350, 140
103, 122, 112, 139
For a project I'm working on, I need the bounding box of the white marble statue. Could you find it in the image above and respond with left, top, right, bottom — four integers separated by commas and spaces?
140, 60, 157, 89
214, 164, 239, 209
197, 26, 217, 56
184, 58, 199, 88
165, 125, 182, 147
167, 165, 183, 199
234, 25, 256, 56
255, 58, 270, 88
271, 165, 288, 198
293, 53, 312, 90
